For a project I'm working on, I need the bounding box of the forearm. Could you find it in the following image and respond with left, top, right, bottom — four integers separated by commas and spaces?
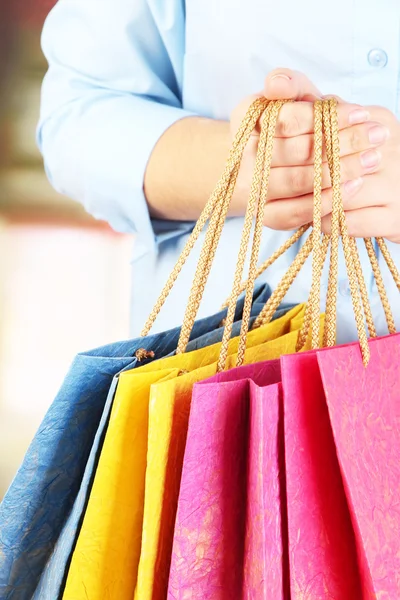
144, 116, 234, 221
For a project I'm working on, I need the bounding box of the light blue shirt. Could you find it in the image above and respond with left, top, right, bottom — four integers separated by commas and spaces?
38, 0, 400, 341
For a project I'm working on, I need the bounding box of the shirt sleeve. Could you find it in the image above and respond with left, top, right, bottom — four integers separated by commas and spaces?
37, 0, 196, 257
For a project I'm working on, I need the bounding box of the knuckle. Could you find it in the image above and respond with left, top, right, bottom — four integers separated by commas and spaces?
292, 135, 311, 164
321, 215, 332, 235
278, 109, 301, 137
264, 202, 299, 231
321, 188, 333, 216
263, 204, 279, 230
291, 203, 309, 229
264, 198, 313, 231
345, 219, 357, 238
339, 158, 353, 182
290, 167, 309, 195
349, 127, 362, 152
286, 210, 302, 230
271, 201, 308, 231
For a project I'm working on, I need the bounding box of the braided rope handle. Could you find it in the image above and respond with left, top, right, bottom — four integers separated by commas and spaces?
254, 98, 400, 366
140, 98, 267, 338
142, 97, 294, 361
141, 97, 400, 369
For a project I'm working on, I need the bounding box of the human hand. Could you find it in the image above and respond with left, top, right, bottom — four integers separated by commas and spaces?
319, 102, 400, 243
230, 68, 394, 239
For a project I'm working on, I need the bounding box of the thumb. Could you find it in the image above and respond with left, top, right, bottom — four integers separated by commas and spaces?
264, 68, 322, 101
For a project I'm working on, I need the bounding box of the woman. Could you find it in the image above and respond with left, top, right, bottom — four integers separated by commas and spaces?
38, 0, 400, 340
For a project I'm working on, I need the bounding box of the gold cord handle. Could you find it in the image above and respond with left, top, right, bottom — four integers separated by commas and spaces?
142, 98, 398, 369
141, 98, 266, 338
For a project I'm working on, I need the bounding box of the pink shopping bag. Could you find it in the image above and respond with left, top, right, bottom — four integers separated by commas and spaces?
167, 360, 287, 600
281, 351, 362, 599
318, 333, 400, 599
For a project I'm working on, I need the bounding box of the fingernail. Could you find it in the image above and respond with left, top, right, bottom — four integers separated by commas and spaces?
349, 109, 371, 124
270, 74, 291, 82
344, 177, 363, 195
360, 149, 381, 169
368, 125, 390, 145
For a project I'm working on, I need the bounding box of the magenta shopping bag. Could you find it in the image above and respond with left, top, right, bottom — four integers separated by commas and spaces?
281, 351, 362, 599
167, 360, 287, 600
318, 333, 400, 599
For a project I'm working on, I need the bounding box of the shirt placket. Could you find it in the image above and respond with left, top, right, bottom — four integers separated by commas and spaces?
349, 1, 400, 306
351, 0, 399, 112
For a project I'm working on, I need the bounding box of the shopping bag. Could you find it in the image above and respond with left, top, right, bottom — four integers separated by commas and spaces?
318, 334, 400, 598
0, 346, 138, 598
168, 361, 286, 600
281, 351, 362, 598
62, 305, 305, 600
32, 376, 120, 600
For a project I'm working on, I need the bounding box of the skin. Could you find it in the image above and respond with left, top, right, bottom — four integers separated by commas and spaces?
144, 68, 400, 243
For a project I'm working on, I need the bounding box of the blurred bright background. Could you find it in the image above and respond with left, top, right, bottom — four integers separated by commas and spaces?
0, 2, 133, 497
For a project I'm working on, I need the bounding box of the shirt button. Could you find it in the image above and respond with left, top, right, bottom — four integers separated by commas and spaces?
339, 280, 351, 297
368, 48, 388, 68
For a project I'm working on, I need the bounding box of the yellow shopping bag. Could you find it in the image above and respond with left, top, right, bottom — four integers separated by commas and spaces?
62, 305, 307, 600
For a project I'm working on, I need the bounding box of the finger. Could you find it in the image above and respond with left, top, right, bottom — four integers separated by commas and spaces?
270, 121, 389, 167
321, 173, 393, 236
230, 93, 266, 138
357, 105, 398, 128
322, 206, 394, 238
264, 68, 322, 100
267, 150, 382, 200
263, 177, 371, 231
337, 121, 390, 157
301, 93, 322, 103
274, 101, 372, 138
321, 94, 346, 103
